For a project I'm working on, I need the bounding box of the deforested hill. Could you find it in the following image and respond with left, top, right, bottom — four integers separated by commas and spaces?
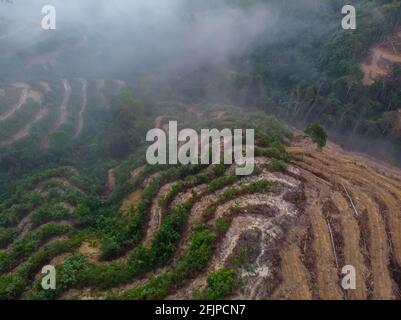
0, 0, 401, 301
0, 103, 401, 300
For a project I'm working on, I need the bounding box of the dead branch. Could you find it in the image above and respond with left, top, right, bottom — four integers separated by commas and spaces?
342, 183, 359, 217
326, 219, 339, 270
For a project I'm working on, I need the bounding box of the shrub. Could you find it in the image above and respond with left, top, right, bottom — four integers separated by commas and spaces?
271, 159, 288, 172
31, 204, 70, 226
215, 217, 230, 235
0, 223, 71, 273
112, 227, 217, 300
204, 268, 235, 300
0, 227, 18, 248
304, 123, 327, 149
59, 254, 90, 289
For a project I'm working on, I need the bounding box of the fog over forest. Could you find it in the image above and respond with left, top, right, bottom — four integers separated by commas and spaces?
1, 0, 400, 162
0, 0, 330, 79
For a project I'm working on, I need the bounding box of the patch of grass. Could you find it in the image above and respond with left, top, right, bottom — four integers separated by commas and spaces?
198, 268, 236, 300
270, 159, 288, 172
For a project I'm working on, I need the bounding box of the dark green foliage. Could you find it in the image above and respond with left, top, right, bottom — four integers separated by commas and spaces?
111, 226, 217, 300
0, 227, 18, 249
0, 100, 41, 140
149, 204, 189, 264
304, 123, 328, 149
0, 238, 78, 300
30, 203, 71, 226
0, 223, 71, 273
59, 254, 90, 289
203, 268, 235, 300
270, 159, 288, 172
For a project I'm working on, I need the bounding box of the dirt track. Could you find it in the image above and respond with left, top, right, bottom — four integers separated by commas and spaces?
106, 168, 116, 193
285, 136, 401, 300
0, 83, 29, 122
50, 79, 71, 133
361, 32, 401, 85
0, 107, 48, 146
74, 79, 88, 137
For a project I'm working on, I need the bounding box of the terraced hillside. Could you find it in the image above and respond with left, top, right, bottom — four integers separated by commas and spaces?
0, 103, 400, 300
0, 79, 126, 149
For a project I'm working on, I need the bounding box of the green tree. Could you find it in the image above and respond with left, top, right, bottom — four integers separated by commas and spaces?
304, 123, 327, 149
108, 91, 145, 158
204, 268, 235, 300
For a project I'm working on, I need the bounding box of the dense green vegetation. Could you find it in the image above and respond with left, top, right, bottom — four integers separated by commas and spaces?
0, 87, 21, 114
110, 226, 219, 300
0, 139, 288, 300
175, 0, 401, 162
0, 81, 149, 194
305, 123, 328, 149
0, 71, 294, 299
202, 268, 236, 300
0, 223, 71, 274
0, 99, 40, 136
